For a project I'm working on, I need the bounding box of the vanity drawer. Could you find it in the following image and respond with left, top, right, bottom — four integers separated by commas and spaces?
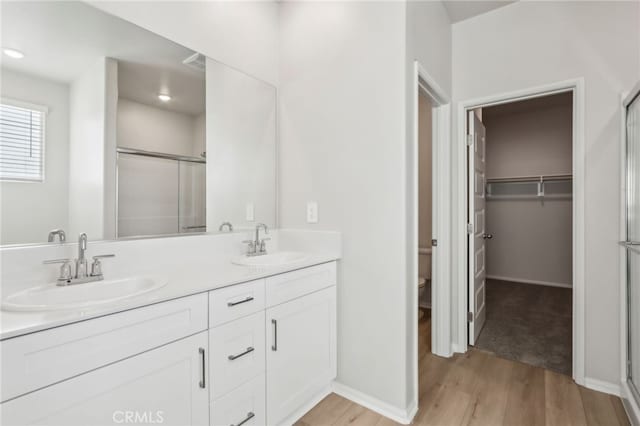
210, 311, 265, 400
211, 373, 265, 426
209, 279, 265, 327
0, 293, 208, 403
265, 262, 337, 307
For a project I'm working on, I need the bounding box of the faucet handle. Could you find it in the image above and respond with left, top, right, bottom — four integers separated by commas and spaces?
259, 237, 271, 253
242, 240, 256, 255
92, 254, 115, 260
43, 258, 72, 264
43, 258, 73, 281
90, 254, 115, 277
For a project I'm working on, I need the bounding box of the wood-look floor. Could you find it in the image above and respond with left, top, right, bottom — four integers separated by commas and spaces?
296, 312, 630, 426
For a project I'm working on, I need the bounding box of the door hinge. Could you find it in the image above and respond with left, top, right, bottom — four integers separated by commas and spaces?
431, 239, 438, 247
467, 312, 474, 322
467, 223, 473, 234
466, 134, 474, 146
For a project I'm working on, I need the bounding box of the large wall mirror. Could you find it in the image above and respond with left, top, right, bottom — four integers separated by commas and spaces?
0, 2, 277, 246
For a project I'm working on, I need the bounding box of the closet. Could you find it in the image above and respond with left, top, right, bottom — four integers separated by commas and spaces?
473, 92, 574, 376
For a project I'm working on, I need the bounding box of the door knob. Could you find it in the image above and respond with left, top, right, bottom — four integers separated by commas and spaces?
483, 233, 493, 239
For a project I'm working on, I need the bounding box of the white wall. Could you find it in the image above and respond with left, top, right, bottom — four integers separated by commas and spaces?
484, 97, 573, 178
68, 58, 110, 239
0, 69, 69, 245
193, 112, 205, 157
206, 58, 277, 232
103, 59, 118, 240
404, 0, 452, 408
452, 1, 640, 385
89, 1, 279, 86
279, 1, 409, 410
117, 98, 202, 157
484, 95, 573, 287
279, 0, 452, 414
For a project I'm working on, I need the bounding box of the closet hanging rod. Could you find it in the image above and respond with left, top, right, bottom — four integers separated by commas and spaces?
117, 147, 206, 164
486, 173, 572, 183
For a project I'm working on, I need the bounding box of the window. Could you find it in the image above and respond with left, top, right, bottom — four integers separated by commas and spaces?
0, 99, 47, 182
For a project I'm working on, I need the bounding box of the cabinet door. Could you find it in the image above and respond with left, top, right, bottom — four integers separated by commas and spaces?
266, 286, 336, 425
2, 332, 209, 426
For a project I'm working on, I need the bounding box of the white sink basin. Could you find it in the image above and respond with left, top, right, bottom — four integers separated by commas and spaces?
232, 251, 308, 267
1, 276, 168, 312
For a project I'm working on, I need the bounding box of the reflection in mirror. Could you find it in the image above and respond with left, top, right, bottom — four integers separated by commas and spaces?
0, 1, 277, 246
206, 59, 277, 231
115, 54, 206, 238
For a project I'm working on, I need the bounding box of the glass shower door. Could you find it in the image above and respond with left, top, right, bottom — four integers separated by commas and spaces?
179, 161, 206, 233
626, 87, 640, 402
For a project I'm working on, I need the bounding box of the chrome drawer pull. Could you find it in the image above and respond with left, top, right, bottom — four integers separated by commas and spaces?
227, 297, 254, 307
231, 411, 255, 426
271, 319, 278, 351
199, 348, 206, 389
228, 346, 255, 361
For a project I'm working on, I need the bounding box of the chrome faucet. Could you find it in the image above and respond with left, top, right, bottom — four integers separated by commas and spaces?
243, 223, 270, 257
219, 222, 234, 232
76, 233, 88, 279
47, 229, 66, 243
43, 233, 115, 286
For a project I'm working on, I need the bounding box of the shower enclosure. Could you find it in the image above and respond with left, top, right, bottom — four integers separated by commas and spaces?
116, 148, 206, 238
624, 83, 640, 407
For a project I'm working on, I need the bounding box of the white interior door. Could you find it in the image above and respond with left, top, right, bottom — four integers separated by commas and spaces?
468, 110, 487, 345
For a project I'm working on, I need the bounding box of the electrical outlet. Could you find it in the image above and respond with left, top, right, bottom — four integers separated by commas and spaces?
246, 203, 255, 221
306, 201, 318, 224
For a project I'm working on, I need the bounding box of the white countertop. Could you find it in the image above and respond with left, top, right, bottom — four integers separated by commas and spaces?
0, 253, 339, 340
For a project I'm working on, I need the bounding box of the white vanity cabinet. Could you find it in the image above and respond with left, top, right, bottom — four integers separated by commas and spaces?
208, 261, 337, 426
2, 331, 210, 426
1, 260, 338, 426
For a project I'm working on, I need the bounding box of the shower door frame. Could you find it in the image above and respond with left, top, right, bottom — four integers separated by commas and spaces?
620, 81, 640, 424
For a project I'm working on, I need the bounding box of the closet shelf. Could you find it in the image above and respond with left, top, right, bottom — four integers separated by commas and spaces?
486, 174, 572, 200
486, 173, 572, 183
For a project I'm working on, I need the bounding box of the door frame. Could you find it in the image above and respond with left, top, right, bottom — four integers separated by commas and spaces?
410, 61, 452, 372
454, 78, 586, 386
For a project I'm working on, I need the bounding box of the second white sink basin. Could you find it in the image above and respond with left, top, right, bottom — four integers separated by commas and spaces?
1, 276, 168, 312
232, 251, 308, 267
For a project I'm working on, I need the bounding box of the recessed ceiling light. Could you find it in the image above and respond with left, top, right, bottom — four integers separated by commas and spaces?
3, 48, 24, 59
158, 94, 171, 102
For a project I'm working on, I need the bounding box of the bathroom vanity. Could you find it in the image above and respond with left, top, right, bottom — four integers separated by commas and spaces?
0, 2, 338, 425
0, 259, 338, 426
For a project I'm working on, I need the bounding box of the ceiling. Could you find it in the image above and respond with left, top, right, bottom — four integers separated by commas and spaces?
442, 1, 515, 23
118, 61, 205, 116
1, 1, 205, 115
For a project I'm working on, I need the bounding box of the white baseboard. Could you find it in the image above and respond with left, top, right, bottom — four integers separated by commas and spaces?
584, 377, 621, 397
486, 275, 572, 289
280, 384, 332, 426
332, 382, 417, 424
621, 382, 640, 426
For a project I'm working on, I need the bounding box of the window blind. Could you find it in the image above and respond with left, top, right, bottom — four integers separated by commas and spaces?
0, 100, 46, 182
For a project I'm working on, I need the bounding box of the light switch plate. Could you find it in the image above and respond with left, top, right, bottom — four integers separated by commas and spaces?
306, 201, 318, 224
246, 203, 255, 221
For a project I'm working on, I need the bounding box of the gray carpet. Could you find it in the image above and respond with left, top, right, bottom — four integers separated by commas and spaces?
475, 279, 572, 376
